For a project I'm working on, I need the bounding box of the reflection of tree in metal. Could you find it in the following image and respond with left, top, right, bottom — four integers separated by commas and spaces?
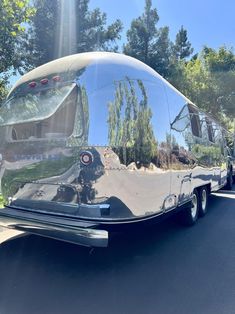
192, 144, 222, 167
67, 84, 89, 147
107, 78, 157, 167
81, 86, 89, 144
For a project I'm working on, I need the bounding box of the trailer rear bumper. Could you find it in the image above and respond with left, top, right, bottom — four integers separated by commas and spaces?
0, 207, 109, 247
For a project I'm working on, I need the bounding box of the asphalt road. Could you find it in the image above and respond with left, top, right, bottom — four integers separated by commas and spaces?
1, 190, 235, 314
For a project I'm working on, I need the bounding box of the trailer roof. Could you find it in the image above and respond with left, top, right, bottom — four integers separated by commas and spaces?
9, 52, 154, 93
8, 52, 193, 105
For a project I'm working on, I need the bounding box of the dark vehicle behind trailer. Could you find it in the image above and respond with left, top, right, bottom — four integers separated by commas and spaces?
0, 52, 233, 247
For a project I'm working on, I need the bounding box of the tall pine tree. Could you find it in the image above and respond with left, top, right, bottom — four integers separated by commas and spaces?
123, 0, 171, 78
173, 26, 193, 60
123, 0, 159, 64
168, 26, 193, 94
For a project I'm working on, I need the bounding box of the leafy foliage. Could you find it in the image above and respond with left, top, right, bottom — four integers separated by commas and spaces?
123, 0, 159, 64
1, 0, 235, 126
108, 78, 157, 166
24, 0, 123, 69
123, 0, 171, 78
176, 47, 235, 122
172, 26, 193, 60
0, 0, 35, 100
1, 156, 75, 200
0, 77, 9, 104
0, 0, 35, 73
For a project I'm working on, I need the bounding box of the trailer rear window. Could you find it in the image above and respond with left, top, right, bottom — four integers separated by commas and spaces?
0, 83, 75, 126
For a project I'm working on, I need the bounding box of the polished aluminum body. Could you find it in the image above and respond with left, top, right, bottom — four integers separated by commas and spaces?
0, 52, 229, 246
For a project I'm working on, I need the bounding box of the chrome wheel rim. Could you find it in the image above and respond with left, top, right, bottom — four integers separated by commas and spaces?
191, 193, 198, 219
201, 189, 207, 212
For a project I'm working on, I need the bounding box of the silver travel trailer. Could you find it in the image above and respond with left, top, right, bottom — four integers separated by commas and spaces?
0, 52, 233, 247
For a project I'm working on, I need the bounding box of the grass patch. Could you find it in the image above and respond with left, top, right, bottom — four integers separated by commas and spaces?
0, 194, 4, 208
1, 156, 75, 199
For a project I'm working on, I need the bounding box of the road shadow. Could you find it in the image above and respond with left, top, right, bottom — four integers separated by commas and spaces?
1, 188, 235, 314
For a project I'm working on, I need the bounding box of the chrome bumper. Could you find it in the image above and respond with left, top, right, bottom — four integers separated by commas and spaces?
0, 208, 108, 247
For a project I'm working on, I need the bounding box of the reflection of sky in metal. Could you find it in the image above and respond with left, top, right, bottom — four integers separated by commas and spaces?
8, 52, 190, 149
78, 59, 157, 93
78, 62, 170, 146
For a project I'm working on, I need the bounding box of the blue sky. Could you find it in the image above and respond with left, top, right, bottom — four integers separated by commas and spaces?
9, 0, 235, 86
90, 0, 235, 53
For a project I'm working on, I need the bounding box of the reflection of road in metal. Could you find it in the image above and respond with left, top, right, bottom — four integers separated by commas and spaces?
14, 163, 80, 202
12, 145, 225, 219
94, 169, 170, 216
92, 147, 169, 216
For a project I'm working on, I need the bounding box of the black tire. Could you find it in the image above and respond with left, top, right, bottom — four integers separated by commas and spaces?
198, 186, 209, 217
225, 170, 233, 190
179, 189, 199, 226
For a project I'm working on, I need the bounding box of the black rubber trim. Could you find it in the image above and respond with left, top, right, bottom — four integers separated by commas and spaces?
1, 200, 192, 231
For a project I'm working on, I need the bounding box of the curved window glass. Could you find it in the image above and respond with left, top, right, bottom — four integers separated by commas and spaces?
0, 83, 75, 126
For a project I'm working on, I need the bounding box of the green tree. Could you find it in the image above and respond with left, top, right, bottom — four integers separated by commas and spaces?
167, 59, 187, 92
178, 46, 235, 122
0, 0, 35, 101
203, 46, 235, 72
173, 26, 193, 60
123, 0, 159, 64
202, 47, 235, 117
24, 0, 123, 69
152, 26, 171, 77
182, 57, 220, 118
168, 26, 193, 91
123, 0, 171, 77
23, 0, 59, 69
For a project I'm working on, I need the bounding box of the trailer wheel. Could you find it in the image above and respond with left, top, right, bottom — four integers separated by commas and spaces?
179, 190, 199, 226
225, 170, 233, 190
198, 186, 209, 217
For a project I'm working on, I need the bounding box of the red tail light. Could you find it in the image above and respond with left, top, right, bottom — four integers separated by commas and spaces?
28, 81, 37, 88
80, 151, 94, 166
40, 78, 49, 85
52, 75, 61, 82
